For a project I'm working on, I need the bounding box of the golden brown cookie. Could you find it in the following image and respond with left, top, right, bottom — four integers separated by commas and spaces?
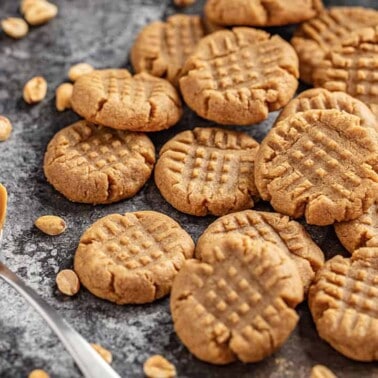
44, 121, 155, 204
196, 210, 324, 293
155, 127, 259, 216
291, 7, 378, 84
71, 69, 182, 132
179, 27, 299, 125
309, 248, 378, 361
204, 0, 323, 27
171, 236, 303, 364
74, 211, 194, 304
276, 88, 377, 129
202, 16, 224, 34
313, 26, 378, 117
131, 15, 206, 86
254, 109, 378, 226
335, 200, 378, 254
0, 184, 7, 230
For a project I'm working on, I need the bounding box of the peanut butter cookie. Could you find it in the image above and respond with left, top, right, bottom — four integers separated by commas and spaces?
71, 69, 182, 132
155, 127, 259, 216
335, 200, 378, 254
313, 26, 378, 117
44, 121, 155, 204
131, 15, 206, 86
204, 0, 323, 27
196, 210, 324, 293
309, 248, 378, 361
276, 88, 377, 129
179, 27, 298, 125
254, 110, 378, 226
74, 211, 194, 304
291, 7, 378, 84
171, 236, 303, 364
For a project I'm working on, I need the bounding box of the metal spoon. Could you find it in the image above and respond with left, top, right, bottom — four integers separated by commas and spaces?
0, 188, 121, 378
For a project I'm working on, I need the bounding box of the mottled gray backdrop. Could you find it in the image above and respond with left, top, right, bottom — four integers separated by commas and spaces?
0, 0, 377, 377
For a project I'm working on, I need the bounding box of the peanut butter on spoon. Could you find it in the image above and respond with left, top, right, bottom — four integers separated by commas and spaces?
0, 184, 7, 230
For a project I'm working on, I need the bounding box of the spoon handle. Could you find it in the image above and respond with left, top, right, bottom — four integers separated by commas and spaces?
0, 252, 120, 378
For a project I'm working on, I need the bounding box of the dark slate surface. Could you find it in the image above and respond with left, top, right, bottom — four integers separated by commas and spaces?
0, 0, 378, 377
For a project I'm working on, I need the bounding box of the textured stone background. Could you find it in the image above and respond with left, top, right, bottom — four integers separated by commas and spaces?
0, 0, 378, 377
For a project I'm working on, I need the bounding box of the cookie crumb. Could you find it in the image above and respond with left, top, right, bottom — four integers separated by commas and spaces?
68, 63, 94, 82
143, 355, 176, 378
56, 269, 80, 296
0, 116, 12, 142
24, 1, 58, 26
23, 76, 47, 104
28, 369, 50, 378
311, 364, 337, 378
35, 215, 66, 236
90, 343, 112, 364
55, 83, 73, 111
1, 17, 29, 39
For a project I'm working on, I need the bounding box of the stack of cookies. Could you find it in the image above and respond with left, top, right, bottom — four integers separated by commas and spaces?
40, 0, 378, 369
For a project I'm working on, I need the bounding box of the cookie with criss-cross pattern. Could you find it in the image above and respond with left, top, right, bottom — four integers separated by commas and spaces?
255, 109, 378, 226
71, 69, 182, 132
171, 236, 303, 364
179, 27, 298, 125
74, 211, 194, 304
155, 127, 260, 216
196, 210, 324, 293
44, 121, 155, 204
313, 26, 378, 117
276, 88, 377, 129
309, 248, 378, 361
291, 7, 378, 84
204, 0, 323, 27
131, 14, 207, 86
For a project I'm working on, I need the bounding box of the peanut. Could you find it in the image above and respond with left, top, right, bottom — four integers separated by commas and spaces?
55, 83, 73, 111
173, 0, 195, 7
68, 63, 94, 82
35, 215, 66, 235
24, 1, 58, 26
20, 0, 47, 15
311, 365, 337, 378
0, 116, 12, 142
0, 184, 7, 230
144, 355, 177, 378
1, 17, 29, 39
56, 269, 80, 296
90, 343, 113, 364
28, 369, 50, 378
23, 76, 47, 104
